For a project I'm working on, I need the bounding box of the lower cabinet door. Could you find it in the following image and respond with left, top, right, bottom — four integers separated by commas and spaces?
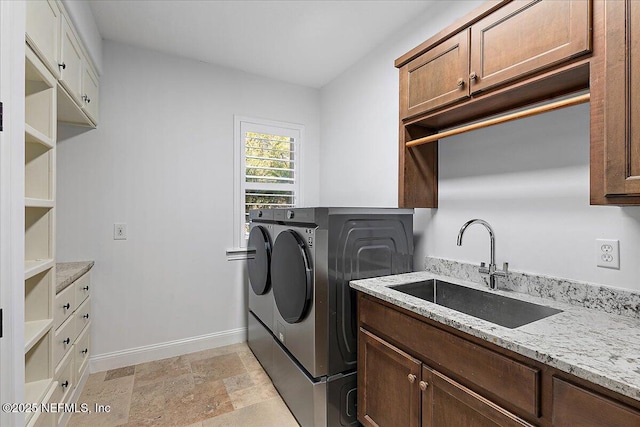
422, 366, 533, 427
358, 328, 421, 427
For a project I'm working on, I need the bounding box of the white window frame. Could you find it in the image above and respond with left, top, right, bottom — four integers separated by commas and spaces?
232, 116, 304, 252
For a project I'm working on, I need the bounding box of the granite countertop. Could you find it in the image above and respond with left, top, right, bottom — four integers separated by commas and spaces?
351, 271, 640, 402
56, 261, 95, 294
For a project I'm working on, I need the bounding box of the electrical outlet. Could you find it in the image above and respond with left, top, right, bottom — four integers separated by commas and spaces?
114, 223, 127, 240
596, 239, 619, 269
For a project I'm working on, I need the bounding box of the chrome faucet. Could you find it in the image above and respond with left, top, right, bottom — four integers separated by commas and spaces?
456, 219, 508, 290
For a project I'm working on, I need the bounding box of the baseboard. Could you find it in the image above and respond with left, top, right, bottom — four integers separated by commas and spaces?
89, 327, 247, 373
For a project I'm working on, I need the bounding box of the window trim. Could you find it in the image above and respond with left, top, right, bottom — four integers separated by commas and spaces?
232, 115, 304, 253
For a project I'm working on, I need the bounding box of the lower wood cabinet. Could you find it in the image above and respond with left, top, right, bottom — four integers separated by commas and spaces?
357, 292, 640, 427
358, 327, 530, 427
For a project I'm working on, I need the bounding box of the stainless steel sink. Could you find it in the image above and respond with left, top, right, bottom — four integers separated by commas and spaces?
389, 279, 562, 328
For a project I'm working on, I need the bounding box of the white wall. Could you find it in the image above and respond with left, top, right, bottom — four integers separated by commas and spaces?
319, 1, 640, 292
56, 41, 320, 364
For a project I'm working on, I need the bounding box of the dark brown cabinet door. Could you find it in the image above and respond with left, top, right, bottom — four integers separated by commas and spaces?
421, 366, 534, 427
552, 377, 640, 426
358, 328, 421, 427
469, 0, 591, 94
400, 29, 470, 119
602, 0, 640, 197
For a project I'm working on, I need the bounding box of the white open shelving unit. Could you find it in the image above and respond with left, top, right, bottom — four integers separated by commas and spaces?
24, 44, 57, 427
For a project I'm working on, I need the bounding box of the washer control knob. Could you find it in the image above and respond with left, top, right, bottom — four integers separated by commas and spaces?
287, 210, 295, 220
257, 210, 263, 218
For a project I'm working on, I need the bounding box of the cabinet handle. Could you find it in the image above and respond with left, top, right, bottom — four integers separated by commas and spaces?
81, 348, 88, 355
61, 381, 69, 388
83, 313, 90, 319
419, 381, 429, 391
63, 338, 70, 345
83, 286, 89, 291
63, 303, 70, 310
87, 97, 91, 103
58, 62, 66, 70
457, 78, 464, 88
407, 374, 416, 383
470, 72, 477, 81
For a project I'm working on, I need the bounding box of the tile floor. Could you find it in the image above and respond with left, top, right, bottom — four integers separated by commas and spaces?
68, 342, 300, 426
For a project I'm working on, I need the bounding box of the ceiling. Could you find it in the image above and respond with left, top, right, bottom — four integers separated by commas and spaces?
89, 0, 435, 88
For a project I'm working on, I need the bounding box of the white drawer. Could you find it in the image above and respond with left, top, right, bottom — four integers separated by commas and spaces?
74, 297, 91, 341
54, 284, 76, 331
74, 272, 90, 305
54, 314, 75, 368
53, 349, 74, 413
75, 324, 90, 380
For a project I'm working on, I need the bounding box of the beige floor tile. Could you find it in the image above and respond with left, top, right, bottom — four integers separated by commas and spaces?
191, 353, 246, 384
70, 343, 297, 427
105, 365, 135, 381
127, 381, 166, 426
163, 378, 234, 426
238, 349, 263, 372
183, 343, 249, 363
134, 355, 191, 388
69, 375, 134, 427
201, 397, 299, 427
222, 372, 254, 394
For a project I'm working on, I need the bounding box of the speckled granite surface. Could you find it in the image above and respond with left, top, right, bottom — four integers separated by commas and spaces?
350, 271, 640, 402
56, 261, 94, 294
424, 257, 640, 319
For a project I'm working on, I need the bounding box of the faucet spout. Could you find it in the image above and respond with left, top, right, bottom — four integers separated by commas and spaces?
456, 219, 495, 266
457, 219, 506, 290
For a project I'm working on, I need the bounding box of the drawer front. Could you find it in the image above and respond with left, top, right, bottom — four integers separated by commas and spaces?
54, 314, 75, 368
53, 349, 75, 407
75, 272, 91, 305
75, 297, 91, 340
359, 295, 540, 418
552, 377, 640, 426
75, 324, 91, 380
54, 284, 76, 330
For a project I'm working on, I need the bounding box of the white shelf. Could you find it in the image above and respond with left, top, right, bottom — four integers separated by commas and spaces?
24, 319, 53, 353
24, 378, 53, 407
25, 259, 54, 279
25, 198, 54, 209
25, 123, 55, 150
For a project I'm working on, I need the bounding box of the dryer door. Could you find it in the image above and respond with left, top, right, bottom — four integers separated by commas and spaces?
247, 225, 272, 295
271, 230, 313, 324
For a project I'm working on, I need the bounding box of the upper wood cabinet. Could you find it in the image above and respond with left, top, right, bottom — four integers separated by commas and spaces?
26, 0, 61, 79
399, 0, 591, 120
469, 0, 591, 94
401, 30, 470, 119
591, 0, 640, 204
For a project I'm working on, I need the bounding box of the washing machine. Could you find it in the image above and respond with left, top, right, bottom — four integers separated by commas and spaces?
261, 207, 414, 427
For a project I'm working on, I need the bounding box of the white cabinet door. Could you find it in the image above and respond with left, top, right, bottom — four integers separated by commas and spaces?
59, 15, 83, 104
82, 63, 99, 124
26, 0, 61, 78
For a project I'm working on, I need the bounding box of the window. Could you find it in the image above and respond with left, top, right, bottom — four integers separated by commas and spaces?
234, 116, 303, 248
